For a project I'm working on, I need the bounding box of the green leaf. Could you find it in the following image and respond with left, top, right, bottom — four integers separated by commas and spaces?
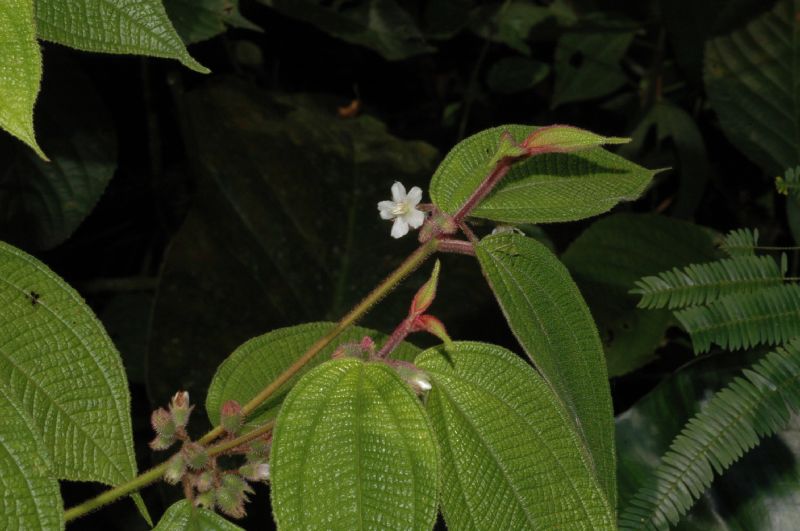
720, 227, 759, 256
428, 124, 656, 223
562, 213, 720, 377
271, 359, 438, 530
476, 233, 616, 508
416, 341, 614, 529
676, 284, 800, 353
34, 0, 208, 73
147, 85, 493, 407
704, 0, 799, 174
206, 322, 420, 428
0, 0, 45, 158
486, 56, 550, 94
0, 55, 116, 250
619, 339, 800, 530
153, 500, 243, 530
632, 255, 785, 309
617, 348, 800, 530
256, 0, 434, 61
553, 19, 634, 107
469, 1, 553, 55
164, 0, 260, 44
776, 165, 800, 199
0, 384, 63, 530
0, 241, 139, 487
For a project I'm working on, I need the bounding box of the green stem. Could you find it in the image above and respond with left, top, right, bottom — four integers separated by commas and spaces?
64, 239, 439, 521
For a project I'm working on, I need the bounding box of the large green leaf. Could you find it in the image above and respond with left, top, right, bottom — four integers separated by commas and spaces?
0, 55, 116, 250
552, 19, 634, 107
617, 349, 800, 530
0, 384, 63, 530
417, 342, 614, 529
147, 83, 492, 407
0, 241, 138, 487
476, 233, 616, 509
34, 0, 208, 73
164, 0, 259, 44
271, 359, 438, 530
428, 125, 655, 223
206, 322, 420, 428
704, 0, 799, 174
0, 0, 44, 158
562, 214, 720, 377
256, 0, 433, 61
154, 500, 243, 530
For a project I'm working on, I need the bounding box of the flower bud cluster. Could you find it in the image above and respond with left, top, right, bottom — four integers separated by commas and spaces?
149, 391, 193, 451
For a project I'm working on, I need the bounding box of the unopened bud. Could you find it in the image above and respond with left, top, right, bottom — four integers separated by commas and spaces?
395, 364, 434, 395
151, 408, 176, 438
216, 473, 253, 519
220, 400, 243, 435
169, 391, 193, 428
246, 439, 271, 462
239, 462, 270, 482
194, 470, 215, 493
194, 490, 216, 509
164, 454, 186, 484
183, 442, 209, 470
149, 433, 175, 451
410, 260, 440, 316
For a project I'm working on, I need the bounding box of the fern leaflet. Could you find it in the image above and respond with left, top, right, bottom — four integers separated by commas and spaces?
675, 284, 800, 353
631, 255, 785, 309
618, 339, 800, 530
719, 228, 759, 257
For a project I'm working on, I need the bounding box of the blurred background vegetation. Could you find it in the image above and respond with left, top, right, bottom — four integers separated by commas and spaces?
3, 0, 797, 528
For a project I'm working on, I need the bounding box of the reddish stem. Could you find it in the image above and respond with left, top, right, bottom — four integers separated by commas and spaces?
438, 238, 476, 256
452, 160, 513, 223
375, 318, 412, 359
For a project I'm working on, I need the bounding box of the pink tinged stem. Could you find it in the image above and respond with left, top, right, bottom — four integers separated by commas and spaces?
438, 238, 476, 256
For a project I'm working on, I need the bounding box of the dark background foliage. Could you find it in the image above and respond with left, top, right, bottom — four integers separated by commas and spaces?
4, 0, 795, 528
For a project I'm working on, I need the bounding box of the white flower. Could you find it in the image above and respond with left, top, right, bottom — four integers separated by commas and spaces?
378, 182, 425, 238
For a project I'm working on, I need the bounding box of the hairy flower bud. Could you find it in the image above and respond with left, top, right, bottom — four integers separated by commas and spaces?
194, 490, 216, 509
164, 454, 186, 485
239, 462, 270, 482
169, 391, 193, 429
150, 407, 176, 438
183, 442, 209, 470
220, 400, 243, 435
194, 470, 215, 493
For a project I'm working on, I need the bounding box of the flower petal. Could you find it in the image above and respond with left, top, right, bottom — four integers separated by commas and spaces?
391, 217, 409, 239
406, 186, 423, 206
391, 181, 406, 202
405, 208, 425, 229
378, 200, 396, 219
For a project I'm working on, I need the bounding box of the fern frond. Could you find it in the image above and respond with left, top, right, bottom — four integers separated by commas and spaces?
618, 339, 800, 530
719, 228, 759, 256
776, 165, 800, 199
632, 255, 785, 309
675, 284, 800, 353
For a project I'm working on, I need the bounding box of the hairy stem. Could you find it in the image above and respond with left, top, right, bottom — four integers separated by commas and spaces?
64, 239, 439, 521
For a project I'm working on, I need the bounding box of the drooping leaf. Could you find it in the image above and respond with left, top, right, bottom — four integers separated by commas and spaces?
469, 1, 553, 55
0, 54, 117, 250
553, 18, 635, 107
148, 83, 491, 408
704, 0, 799, 174
164, 0, 260, 44
720, 227, 759, 256
562, 213, 720, 377
34, 0, 208, 73
416, 341, 614, 529
476, 233, 616, 508
428, 124, 656, 223
206, 322, 420, 428
0, 241, 139, 487
0, 384, 63, 531
632, 255, 785, 309
617, 348, 800, 530
676, 284, 800, 353
486, 56, 550, 94
153, 500, 243, 530
271, 359, 438, 530
0, 0, 45, 158
619, 339, 800, 530
256, 0, 433, 61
